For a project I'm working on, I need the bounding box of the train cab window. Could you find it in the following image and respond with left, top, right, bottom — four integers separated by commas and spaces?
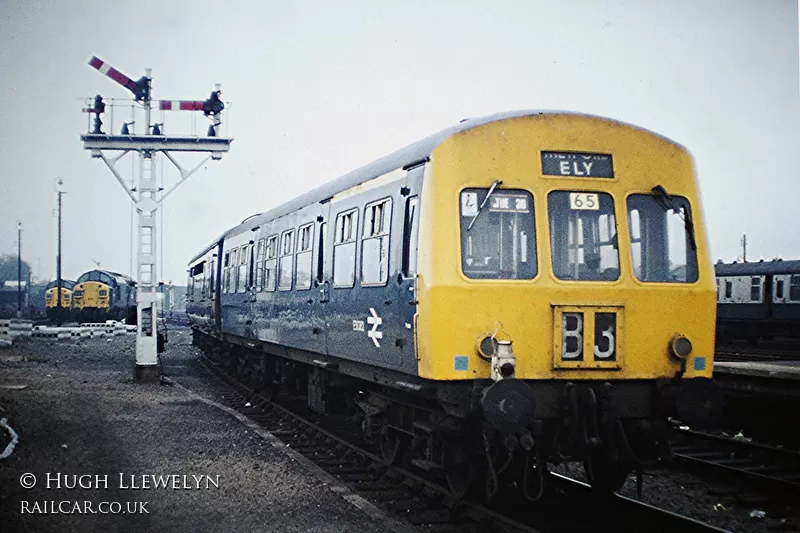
264, 236, 278, 291
279, 230, 295, 291
296, 224, 314, 290
725, 280, 732, 298
460, 188, 536, 280
548, 191, 616, 281
790, 275, 800, 301
333, 209, 359, 287
627, 194, 698, 283
776, 279, 784, 299
750, 277, 761, 302
362, 198, 392, 286
402, 196, 419, 278
237, 245, 250, 293
255, 239, 266, 291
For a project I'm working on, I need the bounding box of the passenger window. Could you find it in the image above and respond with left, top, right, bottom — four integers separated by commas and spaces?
750, 277, 761, 302
296, 224, 314, 290
402, 196, 419, 278
255, 239, 265, 291
229, 248, 238, 293
549, 191, 615, 281
791, 275, 800, 301
333, 209, 358, 287
725, 280, 732, 298
316, 222, 327, 284
776, 279, 784, 299
263, 236, 278, 291
362, 198, 392, 286
237, 245, 250, 293
279, 230, 294, 291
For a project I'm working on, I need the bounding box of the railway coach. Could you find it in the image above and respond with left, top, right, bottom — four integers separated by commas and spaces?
188, 110, 720, 496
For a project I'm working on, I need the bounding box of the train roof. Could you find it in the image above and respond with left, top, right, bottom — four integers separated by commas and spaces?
45, 279, 75, 289
190, 110, 683, 263
715, 260, 800, 276
76, 269, 134, 286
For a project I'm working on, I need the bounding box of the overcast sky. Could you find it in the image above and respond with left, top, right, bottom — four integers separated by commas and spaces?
1, 0, 798, 284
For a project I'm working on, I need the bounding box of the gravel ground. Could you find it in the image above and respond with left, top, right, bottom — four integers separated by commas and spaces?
3, 330, 797, 533
0, 330, 398, 533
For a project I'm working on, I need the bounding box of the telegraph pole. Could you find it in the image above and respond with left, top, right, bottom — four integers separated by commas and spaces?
17, 222, 22, 318
81, 56, 231, 382
741, 234, 747, 263
56, 178, 64, 325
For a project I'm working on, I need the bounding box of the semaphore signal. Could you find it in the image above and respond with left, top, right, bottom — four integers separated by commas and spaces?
80, 56, 233, 383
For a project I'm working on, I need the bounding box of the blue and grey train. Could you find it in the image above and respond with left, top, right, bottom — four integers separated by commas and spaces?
188, 110, 720, 497
715, 259, 800, 343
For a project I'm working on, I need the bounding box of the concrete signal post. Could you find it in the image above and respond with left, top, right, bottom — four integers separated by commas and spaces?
81, 56, 232, 382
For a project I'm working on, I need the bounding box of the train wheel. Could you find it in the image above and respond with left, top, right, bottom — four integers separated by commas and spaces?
380, 428, 406, 464
584, 447, 631, 493
443, 446, 477, 498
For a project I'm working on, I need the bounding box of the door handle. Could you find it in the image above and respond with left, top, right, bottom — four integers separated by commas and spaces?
384, 300, 392, 305
306, 299, 314, 304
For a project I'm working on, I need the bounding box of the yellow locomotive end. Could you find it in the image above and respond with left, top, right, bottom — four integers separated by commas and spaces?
415, 114, 716, 385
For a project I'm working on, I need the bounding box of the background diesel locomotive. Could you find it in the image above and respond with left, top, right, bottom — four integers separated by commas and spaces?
44, 279, 75, 321
188, 110, 719, 496
73, 269, 136, 324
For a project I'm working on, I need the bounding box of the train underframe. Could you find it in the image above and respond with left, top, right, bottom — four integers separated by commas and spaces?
192, 327, 715, 497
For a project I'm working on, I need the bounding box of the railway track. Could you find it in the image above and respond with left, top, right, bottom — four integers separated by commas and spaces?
671, 427, 800, 498
192, 351, 725, 533
715, 343, 800, 362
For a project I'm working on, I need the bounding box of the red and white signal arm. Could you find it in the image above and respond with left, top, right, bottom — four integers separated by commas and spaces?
158, 100, 205, 111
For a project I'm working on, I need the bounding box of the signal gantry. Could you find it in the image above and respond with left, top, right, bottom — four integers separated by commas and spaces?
80, 56, 233, 382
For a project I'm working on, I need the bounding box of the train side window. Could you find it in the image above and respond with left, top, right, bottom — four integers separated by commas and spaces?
264, 235, 278, 291
333, 208, 359, 288
229, 248, 239, 293
362, 198, 392, 286
279, 230, 295, 291
236, 245, 249, 293
724, 280, 732, 298
255, 239, 266, 292
222, 251, 230, 293
296, 224, 314, 290
776, 279, 784, 299
790, 275, 800, 301
402, 196, 419, 277
316, 222, 327, 284
750, 277, 761, 302
209, 255, 216, 295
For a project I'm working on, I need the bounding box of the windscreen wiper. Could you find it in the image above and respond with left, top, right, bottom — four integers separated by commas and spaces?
651, 184, 696, 250
467, 179, 503, 231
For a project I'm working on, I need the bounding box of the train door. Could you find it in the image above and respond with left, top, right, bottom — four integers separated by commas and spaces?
323, 165, 424, 374
313, 208, 330, 354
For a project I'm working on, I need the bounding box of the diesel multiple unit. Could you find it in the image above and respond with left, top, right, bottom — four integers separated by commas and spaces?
715, 259, 800, 343
187, 111, 719, 496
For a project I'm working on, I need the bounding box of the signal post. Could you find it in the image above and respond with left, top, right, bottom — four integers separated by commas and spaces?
81, 57, 232, 382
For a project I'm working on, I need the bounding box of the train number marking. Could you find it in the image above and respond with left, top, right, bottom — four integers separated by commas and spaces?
561, 312, 584, 360
352, 320, 365, 332
569, 192, 599, 210
367, 308, 383, 348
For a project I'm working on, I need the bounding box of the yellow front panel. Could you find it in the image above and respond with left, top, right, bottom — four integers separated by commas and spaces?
73, 282, 110, 310
45, 288, 73, 309
415, 114, 715, 381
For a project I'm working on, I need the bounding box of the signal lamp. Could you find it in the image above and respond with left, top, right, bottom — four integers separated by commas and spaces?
202, 90, 224, 116
93, 95, 105, 115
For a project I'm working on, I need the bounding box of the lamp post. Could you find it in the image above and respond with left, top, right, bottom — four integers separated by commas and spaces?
17, 221, 22, 318
55, 178, 64, 325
